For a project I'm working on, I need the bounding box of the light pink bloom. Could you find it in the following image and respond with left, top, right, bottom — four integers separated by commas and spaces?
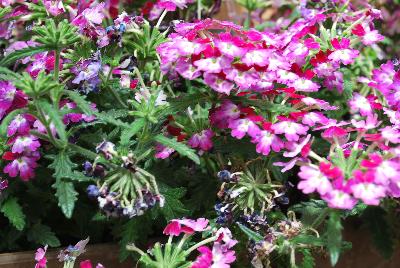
328, 38, 359, 65
324, 189, 357, 209
228, 118, 260, 139
348, 93, 373, 116
251, 130, 284, 156
3, 151, 40, 181
43, 0, 65, 16
155, 143, 175, 159
297, 165, 332, 195
194, 57, 232, 74
351, 182, 386, 206
188, 129, 214, 151
7, 114, 31, 137
204, 73, 234, 95
241, 49, 271, 67
163, 218, 209, 236
10, 135, 40, 153
0, 81, 16, 119
272, 121, 309, 142
35, 245, 48, 268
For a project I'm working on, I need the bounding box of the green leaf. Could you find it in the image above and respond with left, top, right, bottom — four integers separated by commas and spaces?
0, 46, 48, 66
326, 210, 343, 266
154, 135, 200, 164
120, 118, 146, 146
27, 223, 61, 247
159, 184, 189, 221
362, 207, 394, 259
49, 152, 78, 218
65, 90, 94, 115
53, 180, 78, 218
48, 152, 77, 178
39, 100, 67, 144
0, 197, 26, 231
298, 248, 315, 268
237, 223, 263, 242
118, 216, 153, 261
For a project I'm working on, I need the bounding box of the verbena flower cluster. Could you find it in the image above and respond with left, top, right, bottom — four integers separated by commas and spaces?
1, 0, 400, 267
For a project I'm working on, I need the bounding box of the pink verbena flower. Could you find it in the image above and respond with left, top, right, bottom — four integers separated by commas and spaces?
209, 101, 240, 128
34, 245, 48, 268
3, 151, 40, 181
328, 38, 359, 65
228, 118, 260, 139
7, 114, 32, 137
155, 143, 175, 159
251, 130, 284, 156
80, 260, 104, 268
272, 120, 309, 142
188, 129, 214, 151
72, 2, 105, 29
43, 0, 65, 16
0, 81, 16, 119
352, 24, 384, 46
9, 135, 41, 154
297, 165, 332, 195
324, 189, 357, 209
163, 218, 209, 236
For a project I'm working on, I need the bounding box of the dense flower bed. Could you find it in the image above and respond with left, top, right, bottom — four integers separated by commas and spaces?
1, 0, 400, 267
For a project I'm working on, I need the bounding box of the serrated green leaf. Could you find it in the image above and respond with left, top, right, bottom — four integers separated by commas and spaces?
237, 223, 264, 242
65, 90, 94, 115
154, 135, 200, 164
49, 152, 79, 218
326, 210, 343, 266
298, 248, 315, 268
159, 184, 189, 221
120, 118, 145, 146
27, 223, 61, 247
0, 46, 48, 66
362, 207, 394, 259
48, 152, 77, 179
0, 197, 26, 231
53, 180, 78, 218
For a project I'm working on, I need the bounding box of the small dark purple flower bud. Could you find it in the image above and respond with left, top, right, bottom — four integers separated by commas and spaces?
87, 185, 100, 198
217, 170, 231, 182
275, 195, 290, 205
83, 161, 93, 176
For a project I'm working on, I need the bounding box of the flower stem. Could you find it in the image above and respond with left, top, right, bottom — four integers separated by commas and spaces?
183, 236, 217, 255
54, 49, 60, 81
155, 10, 168, 29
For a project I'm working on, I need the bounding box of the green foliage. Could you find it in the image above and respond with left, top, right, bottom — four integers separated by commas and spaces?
1, 197, 26, 231
27, 223, 61, 247
124, 23, 167, 60
0, 6, 11, 19
154, 134, 200, 164
0, 46, 48, 67
158, 184, 189, 221
33, 19, 80, 50
237, 222, 264, 242
362, 207, 394, 259
326, 211, 343, 266
298, 248, 315, 268
53, 180, 78, 219
14, 71, 62, 98
49, 152, 79, 218
120, 119, 146, 147
117, 216, 153, 261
